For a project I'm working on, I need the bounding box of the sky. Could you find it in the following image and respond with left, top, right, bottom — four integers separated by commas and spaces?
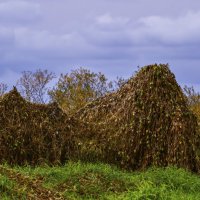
0, 0, 200, 90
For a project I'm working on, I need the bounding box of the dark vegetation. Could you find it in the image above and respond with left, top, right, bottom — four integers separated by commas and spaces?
1, 64, 200, 199
75, 64, 200, 171
0, 64, 199, 170
0, 87, 72, 165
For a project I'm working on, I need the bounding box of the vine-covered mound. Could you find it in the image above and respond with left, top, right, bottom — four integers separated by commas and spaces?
76, 64, 200, 172
0, 87, 78, 165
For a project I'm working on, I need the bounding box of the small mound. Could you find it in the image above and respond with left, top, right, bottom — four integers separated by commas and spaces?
0, 87, 76, 165
75, 64, 200, 172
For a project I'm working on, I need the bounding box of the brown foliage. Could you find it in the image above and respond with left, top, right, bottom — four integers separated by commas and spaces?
0, 64, 199, 174
183, 85, 200, 123
183, 86, 200, 154
0, 87, 76, 165
0, 165, 64, 199
75, 64, 200, 172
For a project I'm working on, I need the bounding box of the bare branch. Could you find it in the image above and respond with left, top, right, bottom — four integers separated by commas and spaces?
17, 69, 55, 103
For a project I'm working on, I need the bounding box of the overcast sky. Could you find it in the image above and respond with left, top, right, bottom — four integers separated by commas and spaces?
1, 0, 200, 89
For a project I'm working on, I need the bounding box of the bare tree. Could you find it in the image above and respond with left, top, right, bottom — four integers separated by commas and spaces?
113, 76, 127, 90
17, 69, 55, 103
0, 83, 8, 97
183, 85, 200, 106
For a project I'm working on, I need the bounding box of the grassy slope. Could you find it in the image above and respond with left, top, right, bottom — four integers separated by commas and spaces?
0, 162, 200, 199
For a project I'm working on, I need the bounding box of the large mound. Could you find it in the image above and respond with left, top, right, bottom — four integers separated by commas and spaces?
0, 87, 77, 165
75, 64, 200, 172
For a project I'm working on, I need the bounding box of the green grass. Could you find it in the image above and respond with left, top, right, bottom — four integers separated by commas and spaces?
0, 173, 27, 200
0, 161, 200, 199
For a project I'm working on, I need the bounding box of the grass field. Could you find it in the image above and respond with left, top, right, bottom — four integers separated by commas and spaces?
0, 162, 200, 199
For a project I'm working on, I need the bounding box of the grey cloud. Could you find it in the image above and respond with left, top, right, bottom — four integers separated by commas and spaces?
135, 11, 200, 45
13, 28, 91, 59
86, 11, 200, 48
0, 27, 14, 46
0, 0, 41, 24
95, 13, 130, 31
1, 0, 200, 88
